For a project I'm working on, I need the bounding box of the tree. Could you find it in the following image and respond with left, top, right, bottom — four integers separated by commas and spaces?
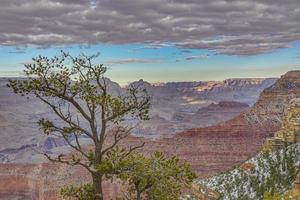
8, 51, 151, 200
61, 183, 95, 200
116, 151, 197, 200
263, 190, 293, 200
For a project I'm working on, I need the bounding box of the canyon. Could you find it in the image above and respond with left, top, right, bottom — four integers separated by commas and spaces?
2, 72, 298, 199
0, 77, 275, 163
196, 96, 300, 199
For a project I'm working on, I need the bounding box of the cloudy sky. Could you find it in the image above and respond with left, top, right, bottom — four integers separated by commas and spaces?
1, 0, 300, 84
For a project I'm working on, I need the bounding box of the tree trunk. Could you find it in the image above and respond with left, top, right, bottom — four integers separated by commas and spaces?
135, 183, 142, 200
136, 191, 141, 200
93, 173, 103, 200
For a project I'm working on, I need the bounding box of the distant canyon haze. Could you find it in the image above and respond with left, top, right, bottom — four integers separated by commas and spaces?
0, 77, 276, 164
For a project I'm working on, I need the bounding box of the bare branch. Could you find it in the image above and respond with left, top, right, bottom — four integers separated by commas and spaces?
122, 142, 145, 160
101, 125, 136, 156
35, 93, 94, 140
45, 124, 90, 161
44, 153, 94, 174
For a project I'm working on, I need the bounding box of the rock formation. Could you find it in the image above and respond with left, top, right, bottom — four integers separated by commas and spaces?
173, 101, 249, 127
153, 78, 276, 106
0, 163, 121, 200
263, 98, 300, 151
168, 71, 300, 176
260, 97, 300, 199
0, 77, 274, 161
135, 101, 249, 138
191, 183, 221, 200
196, 95, 300, 200
0, 72, 298, 199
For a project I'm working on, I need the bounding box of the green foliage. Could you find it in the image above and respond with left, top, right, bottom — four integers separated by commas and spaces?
239, 145, 297, 199
263, 191, 282, 200
60, 150, 196, 200
37, 118, 55, 135
61, 184, 95, 200
263, 189, 293, 200
95, 146, 131, 178
117, 151, 197, 200
203, 144, 298, 200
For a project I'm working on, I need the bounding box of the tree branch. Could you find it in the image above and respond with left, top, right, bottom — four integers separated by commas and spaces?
101, 126, 135, 156
44, 153, 95, 174
35, 93, 94, 141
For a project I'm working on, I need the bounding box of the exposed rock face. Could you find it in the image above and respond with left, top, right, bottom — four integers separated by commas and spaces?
137, 78, 276, 138
135, 101, 249, 138
173, 101, 249, 126
43, 137, 68, 150
0, 163, 121, 200
198, 99, 300, 199
0, 73, 295, 199
0, 77, 273, 161
259, 97, 300, 199
0, 144, 38, 163
156, 71, 300, 176
0, 164, 61, 200
275, 98, 300, 143
245, 71, 300, 126
191, 183, 221, 200
263, 98, 300, 151
170, 117, 275, 175
163, 78, 277, 105
0, 79, 50, 151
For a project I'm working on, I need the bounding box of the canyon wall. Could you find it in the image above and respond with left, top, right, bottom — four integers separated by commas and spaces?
0, 163, 120, 200
0, 71, 298, 199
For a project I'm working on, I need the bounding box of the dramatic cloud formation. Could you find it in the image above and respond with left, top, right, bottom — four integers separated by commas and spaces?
1, 0, 300, 55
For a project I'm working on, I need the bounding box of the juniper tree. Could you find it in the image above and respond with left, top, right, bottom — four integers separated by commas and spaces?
8, 51, 150, 200
105, 150, 196, 200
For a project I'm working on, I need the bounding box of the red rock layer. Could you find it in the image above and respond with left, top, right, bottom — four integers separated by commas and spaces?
134, 70, 300, 175
0, 163, 121, 200
1, 71, 300, 199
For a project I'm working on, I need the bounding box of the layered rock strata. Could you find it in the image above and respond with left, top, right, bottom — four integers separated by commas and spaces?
0, 71, 299, 199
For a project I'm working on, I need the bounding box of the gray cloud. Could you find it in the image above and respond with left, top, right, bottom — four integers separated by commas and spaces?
295, 53, 300, 59
181, 50, 192, 53
142, 43, 173, 49
8, 51, 26, 54
106, 58, 161, 65
185, 55, 209, 60
1, 0, 300, 55
8, 47, 26, 54
175, 54, 209, 62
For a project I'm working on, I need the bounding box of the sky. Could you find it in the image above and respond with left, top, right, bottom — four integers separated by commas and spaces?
1, 0, 300, 85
